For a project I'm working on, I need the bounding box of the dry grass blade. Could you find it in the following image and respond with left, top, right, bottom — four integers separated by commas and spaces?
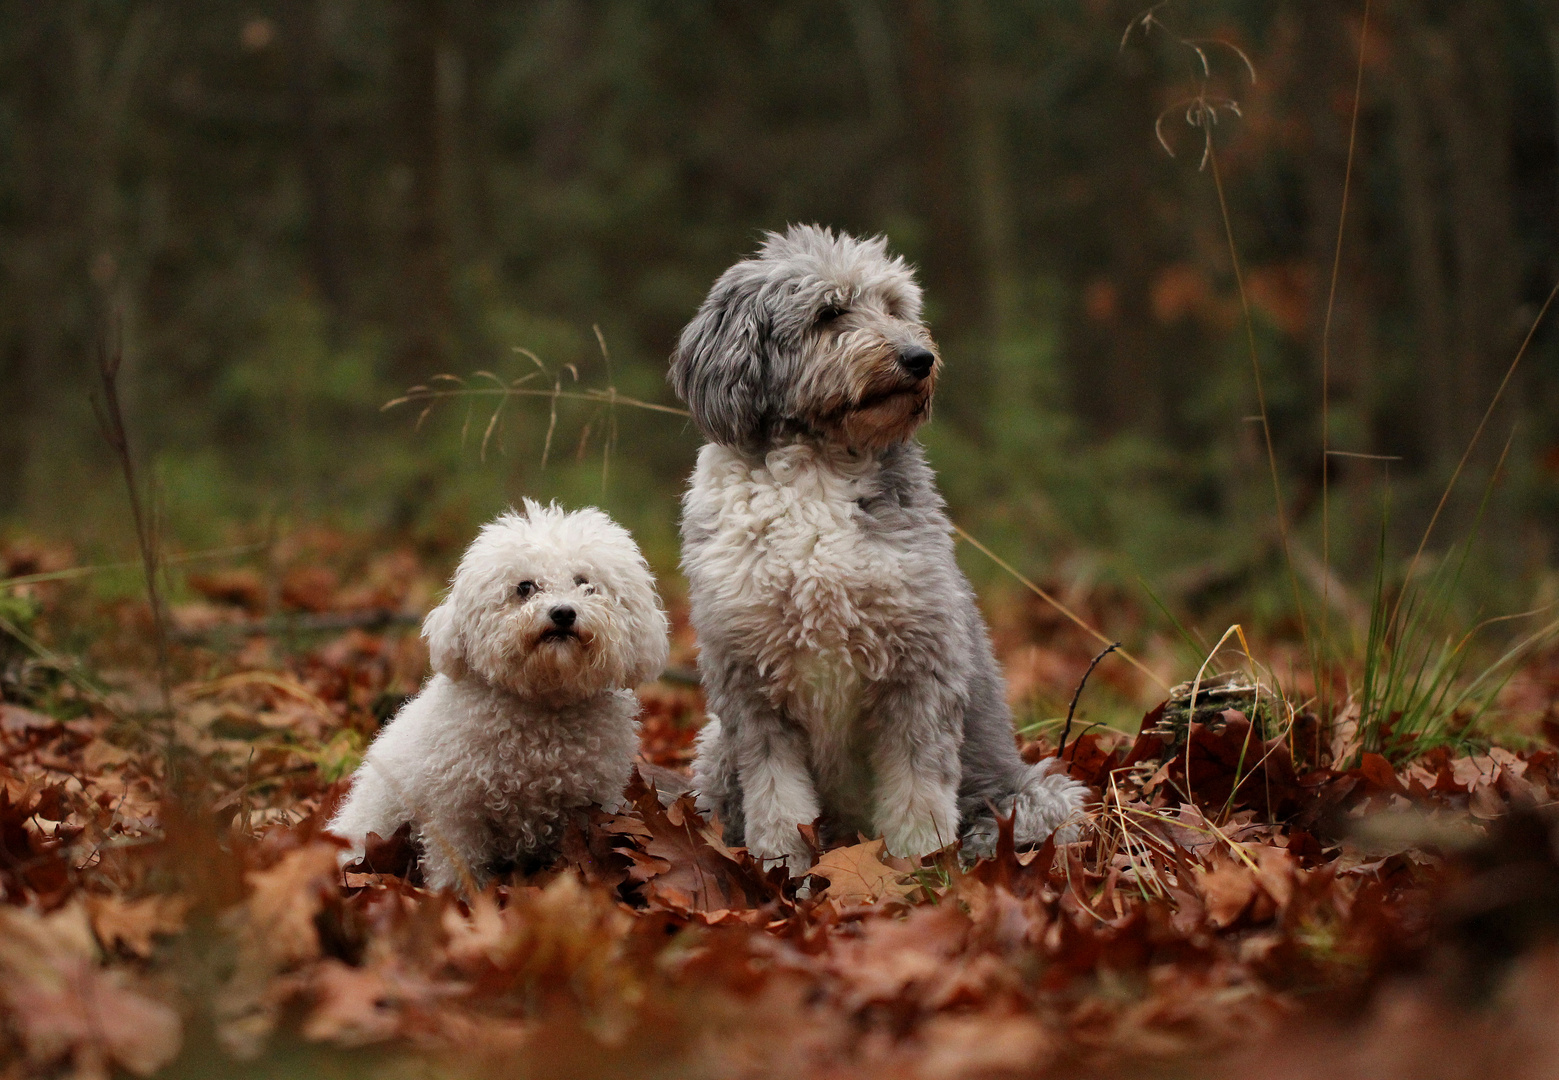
92, 322, 172, 717
0, 610, 121, 717
383, 384, 690, 419
1207, 143, 1313, 666
1125, 6, 1311, 669
951, 523, 1167, 691
594, 325, 619, 493
1320, 0, 1372, 724
1387, 274, 1559, 637
0, 543, 264, 590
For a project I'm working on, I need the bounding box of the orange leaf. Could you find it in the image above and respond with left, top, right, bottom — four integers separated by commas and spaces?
811, 839, 919, 906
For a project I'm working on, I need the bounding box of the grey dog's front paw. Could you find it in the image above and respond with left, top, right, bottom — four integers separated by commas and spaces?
959, 819, 999, 864
960, 765, 1091, 864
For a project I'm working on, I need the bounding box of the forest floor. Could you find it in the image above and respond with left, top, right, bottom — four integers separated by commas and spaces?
5, 529, 1559, 1080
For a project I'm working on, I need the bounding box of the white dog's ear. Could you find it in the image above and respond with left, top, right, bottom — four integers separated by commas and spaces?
422, 600, 469, 681
627, 603, 671, 688
619, 572, 671, 688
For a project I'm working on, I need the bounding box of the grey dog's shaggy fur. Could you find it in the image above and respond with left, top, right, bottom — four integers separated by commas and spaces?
672, 225, 1086, 875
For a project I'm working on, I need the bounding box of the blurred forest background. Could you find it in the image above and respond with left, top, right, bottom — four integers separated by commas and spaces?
3, 0, 1558, 628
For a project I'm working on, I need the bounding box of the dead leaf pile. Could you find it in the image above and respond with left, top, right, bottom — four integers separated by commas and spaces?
8, 538, 1559, 1078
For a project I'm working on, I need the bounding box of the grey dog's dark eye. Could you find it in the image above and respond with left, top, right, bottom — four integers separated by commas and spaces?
516, 581, 536, 599
817, 305, 846, 325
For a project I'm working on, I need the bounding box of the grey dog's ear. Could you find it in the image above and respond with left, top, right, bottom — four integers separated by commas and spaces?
422, 599, 469, 681
669, 274, 776, 447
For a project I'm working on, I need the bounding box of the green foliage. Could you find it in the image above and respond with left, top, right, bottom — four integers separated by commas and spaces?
0, 590, 39, 632
1354, 474, 1559, 762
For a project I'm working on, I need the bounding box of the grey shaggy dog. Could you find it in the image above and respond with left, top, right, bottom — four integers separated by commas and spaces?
672, 224, 1087, 876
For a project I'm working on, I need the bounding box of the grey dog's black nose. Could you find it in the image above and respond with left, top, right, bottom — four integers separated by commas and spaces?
899, 346, 936, 380
549, 606, 576, 629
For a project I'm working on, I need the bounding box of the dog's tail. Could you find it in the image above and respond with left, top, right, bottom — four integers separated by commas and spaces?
1011, 758, 1090, 847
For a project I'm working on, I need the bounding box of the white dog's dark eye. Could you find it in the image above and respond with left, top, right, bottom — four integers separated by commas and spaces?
575, 575, 597, 595
817, 305, 846, 325
516, 581, 536, 600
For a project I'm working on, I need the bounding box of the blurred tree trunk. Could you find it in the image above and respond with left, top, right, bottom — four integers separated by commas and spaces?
1387, 0, 1453, 467
390, 0, 452, 378
1, 6, 71, 512
450, 0, 497, 261
1295, 0, 1375, 470
954, 0, 1016, 348
844, 0, 902, 133
533, 0, 587, 184
1073, 6, 1166, 440
3, 2, 149, 510
902, 0, 984, 344
1421, 2, 1521, 464
1552, 16, 1559, 227
284, 0, 346, 320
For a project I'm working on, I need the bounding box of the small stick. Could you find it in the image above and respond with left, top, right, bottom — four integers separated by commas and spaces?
1057, 642, 1121, 760
93, 320, 172, 716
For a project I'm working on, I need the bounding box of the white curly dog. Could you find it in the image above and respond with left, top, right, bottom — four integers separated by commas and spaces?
328, 501, 669, 892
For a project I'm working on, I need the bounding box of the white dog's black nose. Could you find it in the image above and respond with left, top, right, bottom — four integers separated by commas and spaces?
899, 346, 935, 381
550, 605, 576, 629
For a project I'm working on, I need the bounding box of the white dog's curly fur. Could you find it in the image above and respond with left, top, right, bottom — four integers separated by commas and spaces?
327, 501, 669, 892
673, 225, 1088, 875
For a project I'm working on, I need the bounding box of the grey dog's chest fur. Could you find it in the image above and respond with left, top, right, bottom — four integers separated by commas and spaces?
681, 439, 970, 829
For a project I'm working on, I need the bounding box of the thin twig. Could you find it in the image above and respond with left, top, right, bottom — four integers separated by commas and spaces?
1320, 0, 1372, 726
92, 321, 172, 716
1058, 642, 1121, 759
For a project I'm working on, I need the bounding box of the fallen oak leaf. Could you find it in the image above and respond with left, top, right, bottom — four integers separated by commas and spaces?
1357, 752, 1405, 796
0, 702, 59, 734
216, 841, 342, 1057
87, 893, 191, 958
343, 822, 419, 881
0, 901, 182, 1077
916, 1013, 1055, 1080
810, 838, 920, 907
826, 904, 972, 1010
613, 772, 784, 914
301, 958, 418, 1048
1195, 858, 1258, 929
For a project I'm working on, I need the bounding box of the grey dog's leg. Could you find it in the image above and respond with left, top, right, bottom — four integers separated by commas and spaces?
954, 614, 1086, 856
732, 715, 819, 876
699, 660, 821, 875
735, 732, 823, 878
868, 681, 962, 860
690, 714, 745, 843
703, 695, 819, 875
